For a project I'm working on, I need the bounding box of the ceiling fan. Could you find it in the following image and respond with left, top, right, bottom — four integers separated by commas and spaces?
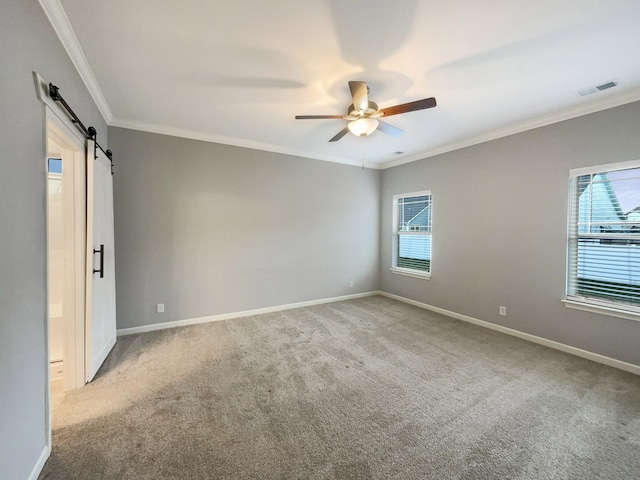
295, 81, 437, 142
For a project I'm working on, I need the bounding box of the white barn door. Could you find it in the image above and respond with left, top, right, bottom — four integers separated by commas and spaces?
85, 139, 117, 381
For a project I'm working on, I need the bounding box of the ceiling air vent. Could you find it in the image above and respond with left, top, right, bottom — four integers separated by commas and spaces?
596, 81, 617, 91
578, 80, 618, 97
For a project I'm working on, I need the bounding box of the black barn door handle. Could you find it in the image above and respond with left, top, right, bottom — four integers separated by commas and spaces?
93, 244, 104, 278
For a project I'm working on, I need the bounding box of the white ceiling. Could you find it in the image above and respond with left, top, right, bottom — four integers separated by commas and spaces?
48, 0, 640, 168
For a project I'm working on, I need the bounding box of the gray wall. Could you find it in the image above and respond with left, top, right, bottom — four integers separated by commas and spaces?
1, 4, 637, 478
0, 2, 107, 478
109, 128, 380, 330
380, 101, 640, 366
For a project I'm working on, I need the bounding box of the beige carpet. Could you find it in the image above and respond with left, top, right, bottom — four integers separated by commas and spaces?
40, 296, 640, 479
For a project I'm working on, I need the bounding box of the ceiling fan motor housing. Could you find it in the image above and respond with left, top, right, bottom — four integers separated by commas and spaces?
347, 101, 379, 120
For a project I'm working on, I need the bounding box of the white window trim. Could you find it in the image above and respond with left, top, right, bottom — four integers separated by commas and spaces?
390, 267, 431, 280
563, 298, 640, 323
565, 158, 640, 321
392, 190, 432, 278
569, 159, 640, 177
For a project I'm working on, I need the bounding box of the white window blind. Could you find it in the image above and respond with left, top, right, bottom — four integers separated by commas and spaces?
392, 191, 432, 275
567, 163, 640, 314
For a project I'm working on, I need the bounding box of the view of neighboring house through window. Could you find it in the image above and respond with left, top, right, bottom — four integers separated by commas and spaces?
392, 191, 432, 277
566, 162, 640, 314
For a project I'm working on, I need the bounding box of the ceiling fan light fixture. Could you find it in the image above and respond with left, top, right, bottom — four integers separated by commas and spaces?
348, 118, 378, 137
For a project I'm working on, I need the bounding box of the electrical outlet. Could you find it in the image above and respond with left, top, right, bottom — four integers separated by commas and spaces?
499, 306, 506, 316
157, 303, 165, 313
349, 280, 354, 288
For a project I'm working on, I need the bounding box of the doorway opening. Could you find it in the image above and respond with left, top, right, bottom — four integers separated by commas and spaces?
47, 155, 64, 409
46, 118, 86, 419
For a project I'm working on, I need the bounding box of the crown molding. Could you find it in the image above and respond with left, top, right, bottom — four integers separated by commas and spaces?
109, 117, 382, 169
39, 0, 640, 172
39, 0, 113, 124
380, 87, 640, 170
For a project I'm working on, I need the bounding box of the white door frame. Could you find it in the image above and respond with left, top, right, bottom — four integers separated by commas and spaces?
36, 72, 87, 451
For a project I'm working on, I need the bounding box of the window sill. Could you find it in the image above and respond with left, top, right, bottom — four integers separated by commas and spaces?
562, 298, 640, 323
390, 267, 431, 280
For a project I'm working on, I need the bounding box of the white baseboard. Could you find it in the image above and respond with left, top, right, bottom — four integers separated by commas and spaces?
27, 445, 50, 480
49, 360, 63, 381
116, 290, 639, 375
379, 291, 640, 376
117, 291, 378, 336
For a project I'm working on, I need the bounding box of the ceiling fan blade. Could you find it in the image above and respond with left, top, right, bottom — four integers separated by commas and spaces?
295, 115, 344, 119
329, 127, 350, 142
377, 120, 404, 137
348, 81, 369, 112
378, 97, 437, 117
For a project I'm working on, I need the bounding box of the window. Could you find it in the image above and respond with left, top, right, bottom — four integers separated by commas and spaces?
566, 161, 640, 318
392, 191, 432, 278
48, 158, 62, 173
